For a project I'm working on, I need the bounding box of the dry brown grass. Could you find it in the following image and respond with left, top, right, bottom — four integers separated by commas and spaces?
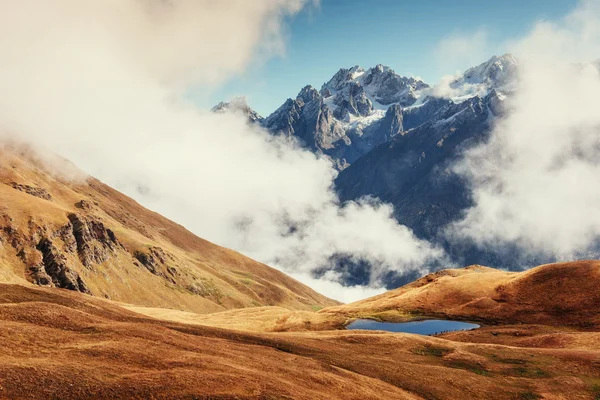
0, 144, 339, 314
323, 262, 600, 329
126, 304, 347, 332
2, 283, 600, 399
2, 143, 600, 399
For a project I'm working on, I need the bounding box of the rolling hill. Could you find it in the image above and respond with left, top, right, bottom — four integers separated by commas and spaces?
323, 261, 600, 328
2, 261, 600, 399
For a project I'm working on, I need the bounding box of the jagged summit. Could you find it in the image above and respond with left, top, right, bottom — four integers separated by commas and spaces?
297, 85, 321, 103
260, 55, 519, 173
211, 96, 263, 123
321, 64, 429, 111
450, 53, 518, 95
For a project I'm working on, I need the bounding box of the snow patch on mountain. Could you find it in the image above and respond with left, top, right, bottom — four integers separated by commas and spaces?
428, 54, 518, 103
214, 54, 520, 170
211, 96, 263, 123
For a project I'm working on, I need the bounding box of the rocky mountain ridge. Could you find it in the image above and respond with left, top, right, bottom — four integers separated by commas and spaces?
217, 54, 517, 171
215, 54, 521, 286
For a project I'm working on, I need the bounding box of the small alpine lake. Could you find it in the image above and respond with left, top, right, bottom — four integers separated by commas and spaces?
346, 319, 480, 336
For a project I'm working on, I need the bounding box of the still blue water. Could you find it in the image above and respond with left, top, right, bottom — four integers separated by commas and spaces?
346, 319, 480, 335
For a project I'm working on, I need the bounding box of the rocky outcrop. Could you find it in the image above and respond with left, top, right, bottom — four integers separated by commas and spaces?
0, 210, 127, 294
380, 104, 404, 137
187, 277, 223, 301
75, 199, 94, 210
262, 86, 348, 157
359, 64, 428, 106
211, 96, 263, 124
9, 182, 52, 200
67, 213, 121, 267
133, 246, 177, 282
332, 81, 373, 118
35, 238, 90, 294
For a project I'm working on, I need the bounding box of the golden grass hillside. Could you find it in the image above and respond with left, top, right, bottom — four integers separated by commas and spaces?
0, 143, 338, 313
3, 281, 600, 399
323, 261, 600, 328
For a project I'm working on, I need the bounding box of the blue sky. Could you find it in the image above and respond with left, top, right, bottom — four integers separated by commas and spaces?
200, 0, 578, 116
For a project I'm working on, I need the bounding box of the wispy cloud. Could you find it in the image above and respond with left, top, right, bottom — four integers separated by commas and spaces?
450, 0, 600, 259
433, 28, 491, 75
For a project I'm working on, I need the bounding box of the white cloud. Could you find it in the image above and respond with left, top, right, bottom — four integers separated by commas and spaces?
290, 272, 386, 304
450, 0, 600, 259
0, 0, 445, 303
433, 28, 490, 75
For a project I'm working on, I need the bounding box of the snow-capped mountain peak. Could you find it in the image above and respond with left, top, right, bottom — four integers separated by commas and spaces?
321, 64, 429, 109
261, 54, 520, 171
297, 85, 321, 104
425, 54, 518, 103
211, 96, 263, 123
453, 53, 518, 90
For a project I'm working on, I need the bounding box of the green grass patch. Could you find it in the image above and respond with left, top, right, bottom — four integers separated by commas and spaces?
505, 366, 549, 378
448, 361, 491, 376
488, 354, 527, 364
512, 392, 542, 400
412, 345, 452, 358
591, 384, 600, 400
352, 309, 419, 322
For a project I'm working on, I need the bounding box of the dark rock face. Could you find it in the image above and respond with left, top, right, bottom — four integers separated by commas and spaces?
332, 81, 373, 118
403, 97, 454, 130
9, 182, 52, 200
337, 91, 503, 229
68, 214, 121, 267
262, 86, 353, 167
35, 238, 90, 294
360, 64, 429, 106
261, 65, 430, 169
380, 104, 404, 137
133, 246, 177, 283
341, 104, 405, 161
0, 209, 130, 294
333, 88, 540, 280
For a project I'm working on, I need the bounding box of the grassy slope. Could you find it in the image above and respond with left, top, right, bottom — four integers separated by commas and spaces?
2, 143, 600, 398
2, 282, 600, 399
323, 261, 600, 328
0, 144, 338, 313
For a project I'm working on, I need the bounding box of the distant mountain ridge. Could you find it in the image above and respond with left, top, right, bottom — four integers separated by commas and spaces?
260, 64, 432, 169
215, 54, 517, 170
213, 55, 530, 286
